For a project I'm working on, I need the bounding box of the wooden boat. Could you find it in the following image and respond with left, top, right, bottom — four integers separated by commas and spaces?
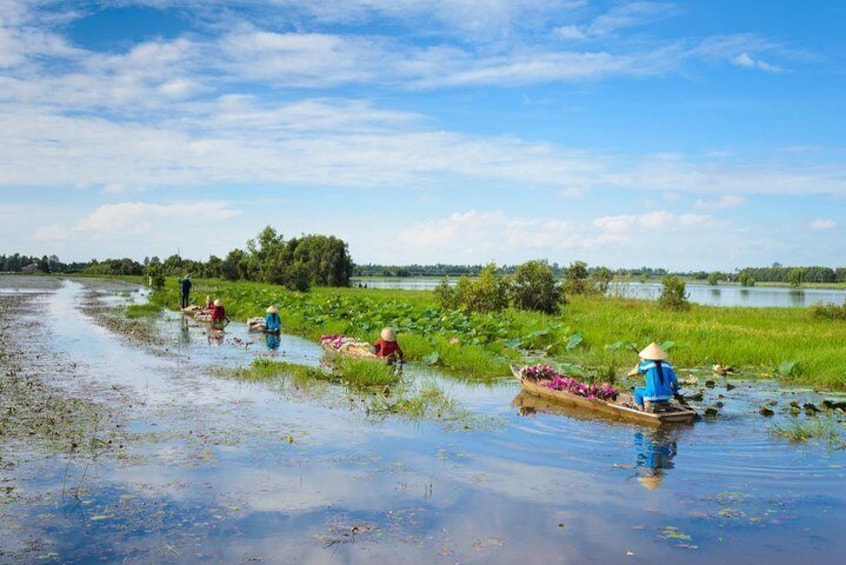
247, 316, 279, 334
511, 364, 697, 427
320, 335, 402, 367
320, 335, 380, 360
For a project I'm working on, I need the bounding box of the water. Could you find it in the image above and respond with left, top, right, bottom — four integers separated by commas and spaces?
352, 277, 846, 308
1, 276, 845, 564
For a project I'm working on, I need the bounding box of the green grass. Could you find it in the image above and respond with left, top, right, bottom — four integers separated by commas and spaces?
770, 418, 845, 447
145, 277, 846, 390
235, 356, 399, 389
125, 303, 164, 318
367, 382, 466, 420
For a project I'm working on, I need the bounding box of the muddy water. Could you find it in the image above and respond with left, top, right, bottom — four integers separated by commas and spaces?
1, 277, 845, 564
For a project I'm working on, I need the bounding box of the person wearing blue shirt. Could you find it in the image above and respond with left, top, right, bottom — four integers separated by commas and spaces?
628, 342, 679, 411
179, 275, 192, 309
264, 305, 281, 334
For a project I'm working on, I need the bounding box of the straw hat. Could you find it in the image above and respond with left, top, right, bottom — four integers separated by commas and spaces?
267, 305, 278, 314
380, 326, 397, 342
638, 342, 668, 360
637, 474, 664, 490
213, 299, 223, 307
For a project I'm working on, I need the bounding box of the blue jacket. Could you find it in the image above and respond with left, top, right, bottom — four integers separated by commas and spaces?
636, 359, 679, 402
265, 312, 281, 331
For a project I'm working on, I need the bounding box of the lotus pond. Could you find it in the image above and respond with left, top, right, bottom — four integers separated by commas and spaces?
1, 276, 845, 564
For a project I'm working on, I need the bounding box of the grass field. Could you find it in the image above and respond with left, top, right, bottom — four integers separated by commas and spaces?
143, 277, 846, 391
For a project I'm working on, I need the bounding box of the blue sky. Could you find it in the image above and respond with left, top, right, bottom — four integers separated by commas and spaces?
1, 0, 844, 271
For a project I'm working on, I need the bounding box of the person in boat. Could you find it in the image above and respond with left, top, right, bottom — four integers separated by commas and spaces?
205, 295, 214, 310
373, 326, 403, 363
179, 274, 192, 309
264, 305, 281, 334
628, 342, 679, 411
210, 298, 229, 329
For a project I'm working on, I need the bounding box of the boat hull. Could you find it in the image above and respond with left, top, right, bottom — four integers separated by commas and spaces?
512, 364, 696, 427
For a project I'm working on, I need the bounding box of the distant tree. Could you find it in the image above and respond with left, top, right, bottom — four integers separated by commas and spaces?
589, 266, 614, 294
657, 275, 690, 311
510, 260, 566, 314
739, 270, 756, 287
221, 249, 249, 281
292, 234, 353, 287
146, 264, 165, 289
563, 260, 590, 295
435, 264, 509, 313
462, 263, 509, 313
787, 268, 805, 288
204, 255, 223, 279
162, 254, 184, 276
707, 271, 722, 286
434, 277, 460, 310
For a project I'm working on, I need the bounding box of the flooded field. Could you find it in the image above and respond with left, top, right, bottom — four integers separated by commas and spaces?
1, 276, 845, 564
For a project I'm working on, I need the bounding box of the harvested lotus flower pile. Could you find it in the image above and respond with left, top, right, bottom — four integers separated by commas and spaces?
521, 364, 618, 401
320, 334, 375, 357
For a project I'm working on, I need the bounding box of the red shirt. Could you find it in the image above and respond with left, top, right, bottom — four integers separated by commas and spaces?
373, 339, 403, 359
211, 305, 226, 321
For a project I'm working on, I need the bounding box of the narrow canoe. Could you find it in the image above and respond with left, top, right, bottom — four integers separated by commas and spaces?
511, 363, 696, 427
320, 338, 403, 368
321, 340, 380, 360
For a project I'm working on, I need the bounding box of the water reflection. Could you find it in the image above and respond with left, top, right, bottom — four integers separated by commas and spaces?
633, 429, 677, 490
206, 330, 224, 345
179, 316, 191, 344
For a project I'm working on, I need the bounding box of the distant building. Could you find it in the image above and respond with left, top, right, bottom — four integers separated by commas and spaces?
21, 263, 39, 274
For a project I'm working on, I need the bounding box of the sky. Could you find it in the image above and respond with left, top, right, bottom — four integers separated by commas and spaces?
1, 0, 844, 272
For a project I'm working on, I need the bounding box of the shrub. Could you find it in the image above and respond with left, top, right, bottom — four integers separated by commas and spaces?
562, 260, 589, 295
658, 275, 690, 311
812, 299, 846, 321
510, 260, 566, 314
435, 264, 509, 314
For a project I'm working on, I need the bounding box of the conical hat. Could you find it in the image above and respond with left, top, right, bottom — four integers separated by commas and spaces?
213, 299, 223, 307
380, 327, 397, 342
639, 342, 668, 360
267, 305, 278, 314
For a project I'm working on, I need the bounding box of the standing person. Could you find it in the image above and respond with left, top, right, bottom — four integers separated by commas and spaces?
628, 342, 679, 411
265, 332, 280, 355
265, 305, 281, 334
373, 326, 403, 364
179, 275, 192, 309
210, 298, 229, 330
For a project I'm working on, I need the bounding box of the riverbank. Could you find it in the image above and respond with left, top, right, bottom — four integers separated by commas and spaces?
148, 277, 846, 391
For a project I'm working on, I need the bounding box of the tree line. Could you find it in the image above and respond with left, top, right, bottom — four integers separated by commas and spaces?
2, 227, 353, 292
4, 242, 845, 291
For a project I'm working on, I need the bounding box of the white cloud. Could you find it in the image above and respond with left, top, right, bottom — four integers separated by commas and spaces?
74, 202, 241, 235
732, 52, 781, 72
593, 210, 716, 243
810, 218, 836, 230
695, 195, 745, 210
586, 1, 680, 37
554, 25, 586, 41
